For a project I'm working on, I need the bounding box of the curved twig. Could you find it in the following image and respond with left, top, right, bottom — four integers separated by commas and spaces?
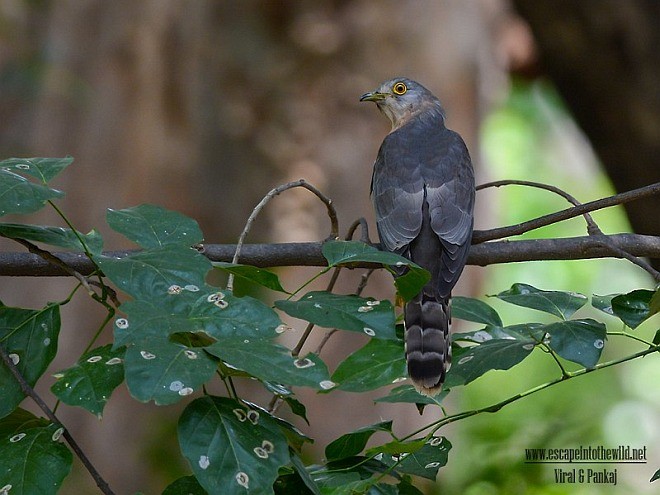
477, 180, 660, 280
473, 181, 660, 243
227, 179, 339, 291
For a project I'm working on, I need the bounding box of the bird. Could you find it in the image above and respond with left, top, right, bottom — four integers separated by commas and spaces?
360, 77, 475, 395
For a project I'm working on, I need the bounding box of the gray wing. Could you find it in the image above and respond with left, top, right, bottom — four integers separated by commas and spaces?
371, 126, 474, 297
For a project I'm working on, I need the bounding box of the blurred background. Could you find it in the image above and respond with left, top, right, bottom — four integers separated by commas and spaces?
0, 1, 659, 493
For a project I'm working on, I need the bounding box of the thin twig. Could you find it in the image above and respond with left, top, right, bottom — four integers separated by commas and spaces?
473, 181, 660, 243
0, 345, 115, 495
477, 180, 660, 280
227, 179, 339, 291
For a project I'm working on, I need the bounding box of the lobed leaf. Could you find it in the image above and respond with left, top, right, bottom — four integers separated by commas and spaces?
95, 245, 211, 302
51, 344, 125, 417
494, 283, 587, 320
331, 339, 406, 392
178, 396, 290, 495
113, 289, 281, 348
0, 169, 64, 217
124, 339, 217, 405
106, 204, 203, 249
0, 304, 61, 419
380, 436, 451, 481
213, 262, 289, 293
275, 292, 396, 340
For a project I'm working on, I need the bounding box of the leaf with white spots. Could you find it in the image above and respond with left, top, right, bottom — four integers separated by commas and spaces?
178, 396, 289, 495
380, 436, 451, 481
0, 303, 60, 419
205, 338, 330, 390
114, 289, 281, 348
275, 292, 396, 340
0, 157, 71, 217
51, 344, 125, 417
0, 421, 72, 494
543, 319, 607, 368
95, 245, 211, 302
124, 339, 217, 405
107, 204, 204, 249
493, 284, 588, 320
325, 421, 392, 461
445, 334, 538, 388
0, 224, 103, 255
331, 339, 406, 392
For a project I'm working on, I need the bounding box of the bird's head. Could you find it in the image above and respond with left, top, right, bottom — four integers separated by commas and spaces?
360, 77, 444, 130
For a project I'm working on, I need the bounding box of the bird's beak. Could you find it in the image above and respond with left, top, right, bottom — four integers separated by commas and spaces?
360, 91, 387, 102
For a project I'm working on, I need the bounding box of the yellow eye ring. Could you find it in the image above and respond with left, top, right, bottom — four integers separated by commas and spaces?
392, 82, 407, 95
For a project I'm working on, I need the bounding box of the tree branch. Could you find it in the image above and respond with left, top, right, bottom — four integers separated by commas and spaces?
0, 233, 658, 276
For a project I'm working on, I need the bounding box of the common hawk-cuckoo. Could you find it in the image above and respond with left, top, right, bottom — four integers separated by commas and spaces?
361, 77, 475, 395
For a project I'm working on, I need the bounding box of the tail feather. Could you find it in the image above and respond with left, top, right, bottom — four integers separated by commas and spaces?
404, 294, 451, 395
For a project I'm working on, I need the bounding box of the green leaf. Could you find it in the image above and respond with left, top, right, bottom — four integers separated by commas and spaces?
592, 294, 617, 316
374, 385, 447, 406
445, 333, 538, 387
96, 245, 211, 301
650, 289, 660, 316
51, 344, 125, 417
543, 319, 606, 368
289, 451, 322, 495
494, 283, 587, 320
178, 396, 290, 495
452, 297, 502, 326
365, 438, 426, 457
331, 339, 406, 392
611, 290, 655, 329
124, 339, 217, 405
0, 223, 103, 255
0, 157, 74, 183
114, 289, 281, 348
651, 468, 660, 483
0, 408, 49, 439
107, 204, 203, 249
454, 323, 545, 344
382, 436, 451, 480
214, 262, 289, 293
0, 422, 73, 494
163, 475, 208, 495
205, 339, 331, 390
322, 240, 430, 301
275, 292, 396, 340
325, 421, 392, 461
0, 168, 64, 217
0, 304, 60, 419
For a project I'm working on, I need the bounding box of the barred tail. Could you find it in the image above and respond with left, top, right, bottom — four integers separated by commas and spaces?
404, 293, 451, 396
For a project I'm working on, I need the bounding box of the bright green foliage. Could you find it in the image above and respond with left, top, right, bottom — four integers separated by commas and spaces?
0, 157, 658, 494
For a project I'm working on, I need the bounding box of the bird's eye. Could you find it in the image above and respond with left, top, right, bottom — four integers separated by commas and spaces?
392, 82, 407, 95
